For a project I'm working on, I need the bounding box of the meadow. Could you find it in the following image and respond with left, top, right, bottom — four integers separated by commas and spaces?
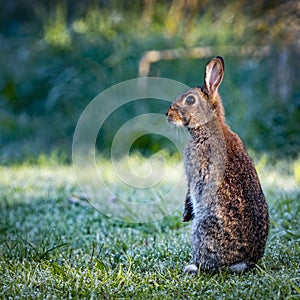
1, 1, 299, 298
0, 156, 299, 299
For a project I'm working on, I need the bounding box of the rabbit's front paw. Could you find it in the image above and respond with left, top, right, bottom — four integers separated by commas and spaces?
182, 209, 194, 222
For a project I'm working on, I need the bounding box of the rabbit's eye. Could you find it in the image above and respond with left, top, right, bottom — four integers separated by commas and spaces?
185, 95, 196, 105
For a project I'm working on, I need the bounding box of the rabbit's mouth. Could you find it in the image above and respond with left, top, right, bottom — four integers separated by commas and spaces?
167, 117, 185, 127
166, 107, 190, 127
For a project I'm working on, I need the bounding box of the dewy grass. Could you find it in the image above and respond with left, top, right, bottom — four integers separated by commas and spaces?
0, 157, 299, 299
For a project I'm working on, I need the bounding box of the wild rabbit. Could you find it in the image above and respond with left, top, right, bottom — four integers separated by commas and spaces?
166, 56, 269, 274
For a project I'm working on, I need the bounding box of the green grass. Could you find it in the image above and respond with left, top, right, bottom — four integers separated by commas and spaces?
0, 158, 299, 299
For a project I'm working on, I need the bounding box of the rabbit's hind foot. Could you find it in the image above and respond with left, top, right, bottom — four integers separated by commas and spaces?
229, 262, 248, 273
183, 264, 198, 274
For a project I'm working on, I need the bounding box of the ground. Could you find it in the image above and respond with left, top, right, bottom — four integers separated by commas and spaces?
0, 156, 299, 299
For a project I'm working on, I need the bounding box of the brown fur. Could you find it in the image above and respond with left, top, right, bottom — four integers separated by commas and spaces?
166, 56, 269, 273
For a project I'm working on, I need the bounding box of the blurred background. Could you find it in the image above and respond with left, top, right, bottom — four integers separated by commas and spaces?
0, 0, 299, 164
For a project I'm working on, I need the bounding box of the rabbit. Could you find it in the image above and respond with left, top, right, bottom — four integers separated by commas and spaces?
166, 56, 269, 274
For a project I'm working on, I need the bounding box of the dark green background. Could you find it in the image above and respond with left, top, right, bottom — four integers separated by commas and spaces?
1, 0, 299, 163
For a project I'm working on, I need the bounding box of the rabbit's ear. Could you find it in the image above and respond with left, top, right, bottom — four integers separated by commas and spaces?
204, 56, 224, 96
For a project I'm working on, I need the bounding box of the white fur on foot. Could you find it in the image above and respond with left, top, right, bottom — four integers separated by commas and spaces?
184, 264, 198, 274
229, 262, 247, 273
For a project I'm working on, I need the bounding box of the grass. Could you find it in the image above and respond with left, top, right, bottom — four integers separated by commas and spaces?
0, 156, 299, 299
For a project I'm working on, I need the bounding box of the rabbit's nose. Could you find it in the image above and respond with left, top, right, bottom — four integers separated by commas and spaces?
165, 104, 173, 116
165, 106, 170, 116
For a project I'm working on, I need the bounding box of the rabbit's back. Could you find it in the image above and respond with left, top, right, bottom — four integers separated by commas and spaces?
215, 126, 268, 267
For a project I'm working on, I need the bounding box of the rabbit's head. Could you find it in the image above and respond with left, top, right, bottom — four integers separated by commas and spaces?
166, 56, 225, 129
